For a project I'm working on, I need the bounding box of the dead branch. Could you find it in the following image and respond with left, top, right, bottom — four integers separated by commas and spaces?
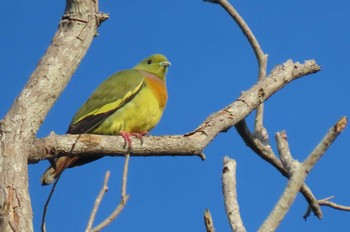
208, 0, 332, 222
259, 117, 347, 232
235, 120, 323, 218
207, 1, 346, 224
222, 157, 246, 232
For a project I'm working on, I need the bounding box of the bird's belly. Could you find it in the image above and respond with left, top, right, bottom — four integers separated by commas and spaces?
93, 87, 164, 134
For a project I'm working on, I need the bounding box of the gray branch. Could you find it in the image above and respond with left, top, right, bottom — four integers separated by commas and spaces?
259, 117, 347, 232
235, 120, 323, 218
222, 157, 246, 232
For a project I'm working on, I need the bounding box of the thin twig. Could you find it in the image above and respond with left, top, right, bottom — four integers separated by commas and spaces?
304, 196, 350, 219
205, 0, 268, 136
121, 154, 130, 197
41, 172, 63, 232
86, 171, 111, 231
204, 209, 216, 232
319, 199, 350, 211
222, 157, 246, 232
259, 117, 348, 232
235, 119, 323, 218
309, 195, 350, 213
205, 0, 265, 64
90, 154, 131, 232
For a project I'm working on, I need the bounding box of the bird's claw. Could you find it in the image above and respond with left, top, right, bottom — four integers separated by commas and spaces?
120, 131, 149, 149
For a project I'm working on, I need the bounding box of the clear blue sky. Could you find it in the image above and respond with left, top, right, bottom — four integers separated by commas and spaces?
1, 1, 350, 231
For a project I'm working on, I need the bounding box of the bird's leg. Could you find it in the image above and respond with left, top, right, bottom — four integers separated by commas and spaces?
120, 131, 133, 149
120, 131, 149, 149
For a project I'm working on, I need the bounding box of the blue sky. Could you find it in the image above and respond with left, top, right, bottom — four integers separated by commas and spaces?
1, 1, 350, 231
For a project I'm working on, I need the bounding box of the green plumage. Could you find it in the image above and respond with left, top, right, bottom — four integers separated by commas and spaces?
68, 70, 145, 134
41, 54, 171, 185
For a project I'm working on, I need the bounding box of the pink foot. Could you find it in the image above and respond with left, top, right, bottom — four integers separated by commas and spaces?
120, 131, 149, 149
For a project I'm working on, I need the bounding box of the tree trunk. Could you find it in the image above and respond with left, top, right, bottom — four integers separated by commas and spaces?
0, 0, 104, 231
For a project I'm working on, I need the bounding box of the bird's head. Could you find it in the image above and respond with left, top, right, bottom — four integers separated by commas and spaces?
134, 54, 171, 80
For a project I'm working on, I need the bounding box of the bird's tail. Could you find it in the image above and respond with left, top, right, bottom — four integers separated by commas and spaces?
40, 156, 79, 185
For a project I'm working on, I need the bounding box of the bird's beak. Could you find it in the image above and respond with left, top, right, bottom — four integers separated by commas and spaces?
159, 61, 171, 67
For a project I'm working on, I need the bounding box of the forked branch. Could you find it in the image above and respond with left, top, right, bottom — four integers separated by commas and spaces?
86, 154, 131, 232
259, 117, 347, 232
236, 120, 323, 218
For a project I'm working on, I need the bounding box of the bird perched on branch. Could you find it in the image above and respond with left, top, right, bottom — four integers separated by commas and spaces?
41, 54, 171, 185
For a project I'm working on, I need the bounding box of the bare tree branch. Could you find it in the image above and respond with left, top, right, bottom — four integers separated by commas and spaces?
222, 157, 246, 232
89, 154, 130, 232
206, 1, 343, 223
205, 2, 347, 225
235, 120, 323, 218
318, 199, 350, 212
29, 60, 320, 163
259, 117, 347, 232
86, 171, 111, 231
303, 196, 350, 220
0, 0, 108, 231
303, 116, 347, 166
204, 209, 216, 232
120, 154, 130, 197
1, 0, 345, 230
204, 0, 265, 68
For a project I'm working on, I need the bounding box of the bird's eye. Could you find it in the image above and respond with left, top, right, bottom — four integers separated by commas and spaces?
146, 59, 152, 65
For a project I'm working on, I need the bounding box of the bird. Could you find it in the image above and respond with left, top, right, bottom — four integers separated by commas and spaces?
41, 54, 171, 185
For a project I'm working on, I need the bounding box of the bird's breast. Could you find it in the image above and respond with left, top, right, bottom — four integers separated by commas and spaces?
141, 71, 168, 109
93, 83, 166, 134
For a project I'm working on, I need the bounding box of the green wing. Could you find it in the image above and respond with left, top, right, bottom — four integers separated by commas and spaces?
67, 69, 145, 134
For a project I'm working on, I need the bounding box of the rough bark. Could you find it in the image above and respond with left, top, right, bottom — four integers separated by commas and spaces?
0, 0, 105, 231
